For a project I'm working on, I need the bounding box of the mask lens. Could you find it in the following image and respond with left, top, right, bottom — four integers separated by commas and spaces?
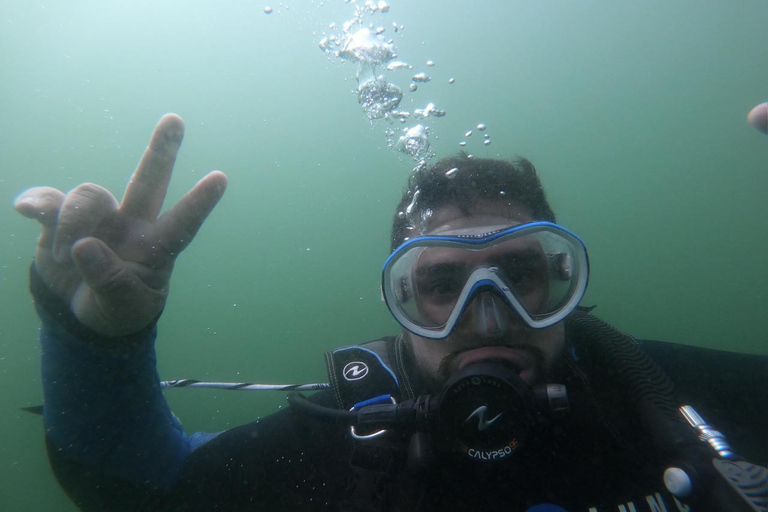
530, 231, 580, 318
383, 223, 588, 337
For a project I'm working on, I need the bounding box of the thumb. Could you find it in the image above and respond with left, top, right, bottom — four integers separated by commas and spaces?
71, 237, 160, 336
71, 237, 129, 292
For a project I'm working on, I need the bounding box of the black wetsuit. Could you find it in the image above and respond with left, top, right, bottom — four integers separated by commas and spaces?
32, 268, 768, 512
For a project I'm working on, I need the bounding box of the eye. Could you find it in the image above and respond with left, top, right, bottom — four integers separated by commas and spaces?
502, 261, 545, 292
420, 277, 463, 302
508, 270, 531, 285
429, 278, 460, 294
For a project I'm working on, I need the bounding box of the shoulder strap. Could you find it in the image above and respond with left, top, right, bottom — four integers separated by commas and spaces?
325, 337, 403, 411
326, 337, 418, 512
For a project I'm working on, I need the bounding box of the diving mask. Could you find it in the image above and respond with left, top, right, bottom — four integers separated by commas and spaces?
382, 221, 589, 339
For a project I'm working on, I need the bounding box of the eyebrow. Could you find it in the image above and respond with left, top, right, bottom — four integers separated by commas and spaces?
415, 262, 466, 277
414, 248, 546, 277
503, 248, 546, 265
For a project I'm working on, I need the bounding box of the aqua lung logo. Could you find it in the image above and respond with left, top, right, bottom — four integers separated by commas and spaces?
343, 362, 369, 381
465, 405, 503, 431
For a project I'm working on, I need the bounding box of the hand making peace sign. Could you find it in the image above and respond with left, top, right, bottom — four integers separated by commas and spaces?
14, 114, 228, 337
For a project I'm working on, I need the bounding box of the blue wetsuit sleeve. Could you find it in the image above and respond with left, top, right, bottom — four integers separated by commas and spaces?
37, 304, 217, 488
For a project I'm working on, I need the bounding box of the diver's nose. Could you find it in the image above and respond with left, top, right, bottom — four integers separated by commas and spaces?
472, 291, 510, 337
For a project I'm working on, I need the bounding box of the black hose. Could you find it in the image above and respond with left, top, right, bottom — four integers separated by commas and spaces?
566, 311, 716, 500
287, 393, 358, 423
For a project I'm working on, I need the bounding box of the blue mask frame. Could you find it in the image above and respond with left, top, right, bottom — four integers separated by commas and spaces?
381, 221, 590, 339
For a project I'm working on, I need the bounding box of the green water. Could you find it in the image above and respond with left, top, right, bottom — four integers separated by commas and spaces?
1, 1, 766, 509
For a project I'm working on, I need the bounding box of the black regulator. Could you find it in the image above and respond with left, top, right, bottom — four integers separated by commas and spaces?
288, 361, 569, 462
288, 353, 767, 511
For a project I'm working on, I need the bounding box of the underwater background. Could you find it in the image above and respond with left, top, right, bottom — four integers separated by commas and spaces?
1, 1, 766, 509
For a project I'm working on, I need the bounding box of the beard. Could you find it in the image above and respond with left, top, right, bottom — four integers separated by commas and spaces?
410, 341, 549, 395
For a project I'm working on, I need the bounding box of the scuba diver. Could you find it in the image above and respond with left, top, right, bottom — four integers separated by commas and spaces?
15, 114, 767, 512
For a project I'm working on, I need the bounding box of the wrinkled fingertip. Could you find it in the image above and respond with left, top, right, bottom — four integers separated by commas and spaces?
155, 114, 185, 146
207, 170, 229, 194
13, 186, 63, 212
160, 112, 184, 125
13, 194, 38, 216
14, 187, 65, 226
747, 102, 768, 135
13, 188, 34, 206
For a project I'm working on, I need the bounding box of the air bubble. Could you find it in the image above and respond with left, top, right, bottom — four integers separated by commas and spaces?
426, 60, 435, 66
445, 167, 459, 179
465, 130, 472, 137
264, 6, 273, 14
413, 159, 428, 173
448, 78, 455, 84
483, 139, 491, 146
338, 28, 395, 64
412, 72, 431, 83
358, 78, 403, 119
396, 125, 432, 160
405, 189, 421, 224
390, 110, 410, 122
414, 102, 445, 119
409, 83, 417, 92
386, 61, 412, 71
459, 141, 467, 147
477, 123, 486, 131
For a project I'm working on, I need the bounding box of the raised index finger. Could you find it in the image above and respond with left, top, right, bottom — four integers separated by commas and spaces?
121, 114, 185, 221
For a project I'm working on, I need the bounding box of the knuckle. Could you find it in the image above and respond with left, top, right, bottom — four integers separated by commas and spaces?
71, 183, 114, 206
95, 265, 134, 293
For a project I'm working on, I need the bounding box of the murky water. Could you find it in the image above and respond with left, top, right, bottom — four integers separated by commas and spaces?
1, 1, 766, 510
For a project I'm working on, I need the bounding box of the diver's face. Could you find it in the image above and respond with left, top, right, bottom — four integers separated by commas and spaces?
405, 202, 566, 394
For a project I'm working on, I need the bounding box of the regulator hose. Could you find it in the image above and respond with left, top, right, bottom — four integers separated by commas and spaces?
566, 311, 717, 503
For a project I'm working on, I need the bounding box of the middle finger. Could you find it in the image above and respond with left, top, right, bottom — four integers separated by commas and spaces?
120, 113, 185, 222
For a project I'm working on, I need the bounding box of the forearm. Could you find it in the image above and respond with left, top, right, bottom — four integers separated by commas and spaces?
32, 264, 193, 488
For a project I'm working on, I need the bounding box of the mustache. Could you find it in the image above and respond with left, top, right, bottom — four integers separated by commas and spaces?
436, 343, 546, 382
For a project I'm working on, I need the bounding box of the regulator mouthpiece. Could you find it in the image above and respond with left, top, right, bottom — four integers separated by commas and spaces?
437, 362, 538, 461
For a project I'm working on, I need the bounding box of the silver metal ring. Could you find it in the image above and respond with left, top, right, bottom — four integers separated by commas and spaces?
349, 396, 397, 440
